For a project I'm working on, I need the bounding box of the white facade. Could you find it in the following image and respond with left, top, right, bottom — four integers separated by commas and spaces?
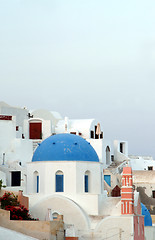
129, 155, 155, 171
27, 160, 106, 216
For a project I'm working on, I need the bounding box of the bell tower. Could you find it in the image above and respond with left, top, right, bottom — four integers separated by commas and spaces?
121, 166, 134, 214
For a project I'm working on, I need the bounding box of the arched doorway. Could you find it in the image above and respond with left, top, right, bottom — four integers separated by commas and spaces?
106, 146, 110, 165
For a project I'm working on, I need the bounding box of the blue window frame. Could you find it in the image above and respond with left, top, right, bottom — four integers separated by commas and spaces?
56, 174, 63, 192
85, 175, 88, 192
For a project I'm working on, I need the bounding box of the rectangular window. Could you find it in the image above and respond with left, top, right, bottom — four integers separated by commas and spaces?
56, 175, 64, 192
100, 132, 103, 139
90, 131, 94, 139
120, 142, 125, 153
152, 191, 155, 198
120, 143, 123, 153
85, 175, 88, 192
37, 176, 39, 193
95, 126, 98, 139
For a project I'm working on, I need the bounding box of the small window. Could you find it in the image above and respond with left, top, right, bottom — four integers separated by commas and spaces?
70, 132, 76, 135
152, 191, 155, 198
84, 171, 90, 193
56, 171, 64, 192
148, 166, 153, 171
85, 175, 88, 192
16, 126, 19, 131
95, 126, 98, 139
120, 143, 123, 153
100, 132, 103, 139
37, 176, 39, 193
90, 131, 94, 139
33, 171, 39, 193
52, 212, 59, 219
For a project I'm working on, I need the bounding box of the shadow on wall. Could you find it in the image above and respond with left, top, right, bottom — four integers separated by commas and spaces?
137, 187, 155, 214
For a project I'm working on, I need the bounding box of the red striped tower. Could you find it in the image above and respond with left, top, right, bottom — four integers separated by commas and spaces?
121, 166, 134, 215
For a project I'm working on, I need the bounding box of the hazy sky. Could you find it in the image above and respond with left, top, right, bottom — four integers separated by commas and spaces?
1, 0, 155, 157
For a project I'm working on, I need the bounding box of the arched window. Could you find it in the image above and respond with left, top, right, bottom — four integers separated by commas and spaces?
106, 146, 110, 165
55, 170, 64, 192
52, 212, 59, 220
33, 171, 39, 193
84, 171, 90, 193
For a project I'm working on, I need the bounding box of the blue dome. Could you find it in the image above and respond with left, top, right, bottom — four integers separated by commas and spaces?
141, 203, 152, 226
32, 133, 99, 162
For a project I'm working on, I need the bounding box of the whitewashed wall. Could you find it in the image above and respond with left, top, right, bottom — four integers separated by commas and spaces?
129, 156, 155, 170
114, 140, 128, 162
88, 138, 111, 166
27, 160, 105, 215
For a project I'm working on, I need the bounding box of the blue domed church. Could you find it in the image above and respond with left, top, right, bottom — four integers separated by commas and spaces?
26, 133, 144, 239
27, 134, 107, 230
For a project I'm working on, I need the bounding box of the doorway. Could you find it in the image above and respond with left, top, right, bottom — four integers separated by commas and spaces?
29, 122, 42, 139
11, 171, 21, 186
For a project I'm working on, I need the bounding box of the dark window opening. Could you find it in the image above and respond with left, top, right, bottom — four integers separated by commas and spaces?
152, 190, 155, 198
90, 131, 94, 139
37, 175, 39, 193
70, 132, 76, 135
111, 155, 114, 161
120, 143, 124, 153
95, 126, 98, 139
148, 166, 153, 171
16, 126, 19, 131
100, 132, 103, 139
11, 171, 21, 186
